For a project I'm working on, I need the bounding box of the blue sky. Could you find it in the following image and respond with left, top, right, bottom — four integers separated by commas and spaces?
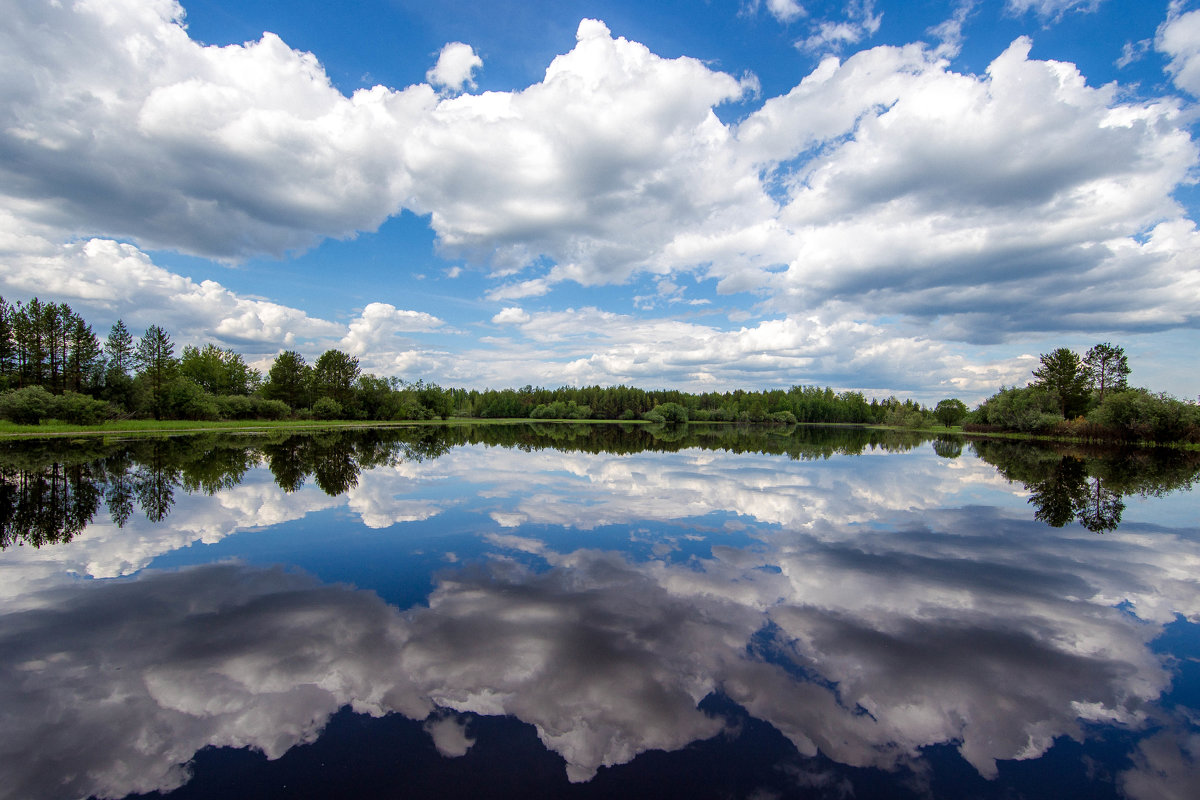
2, 0, 1198, 402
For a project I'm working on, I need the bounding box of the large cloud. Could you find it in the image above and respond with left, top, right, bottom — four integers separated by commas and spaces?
0, 0, 426, 259
402, 19, 760, 285
1158, 3, 1200, 97
736, 38, 1199, 339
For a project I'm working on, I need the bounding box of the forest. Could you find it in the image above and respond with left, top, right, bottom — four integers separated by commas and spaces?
0, 296, 1196, 443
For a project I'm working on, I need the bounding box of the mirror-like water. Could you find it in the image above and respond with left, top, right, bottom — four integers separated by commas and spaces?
2, 424, 1199, 800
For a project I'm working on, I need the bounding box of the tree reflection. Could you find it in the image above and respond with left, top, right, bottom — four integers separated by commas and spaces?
2, 425, 1197, 546
932, 436, 963, 459
972, 440, 1197, 533
0, 462, 102, 548
1028, 456, 1089, 528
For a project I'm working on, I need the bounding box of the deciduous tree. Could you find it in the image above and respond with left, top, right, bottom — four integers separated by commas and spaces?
263, 350, 312, 409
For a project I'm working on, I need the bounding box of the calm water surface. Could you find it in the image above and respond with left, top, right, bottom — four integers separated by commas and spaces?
2, 424, 1199, 799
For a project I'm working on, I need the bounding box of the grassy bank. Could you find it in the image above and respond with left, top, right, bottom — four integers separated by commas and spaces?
0, 416, 657, 439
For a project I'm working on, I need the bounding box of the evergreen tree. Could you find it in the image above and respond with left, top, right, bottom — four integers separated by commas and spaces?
66, 315, 102, 393
1031, 348, 1090, 418
104, 320, 134, 377
103, 320, 136, 409
134, 325, 176, 419
0, 297, 14, 388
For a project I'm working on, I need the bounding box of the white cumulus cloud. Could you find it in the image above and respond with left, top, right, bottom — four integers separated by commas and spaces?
426, 42, 483, 92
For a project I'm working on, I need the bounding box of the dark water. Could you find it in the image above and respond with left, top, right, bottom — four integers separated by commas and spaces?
2, 424, 1199, 800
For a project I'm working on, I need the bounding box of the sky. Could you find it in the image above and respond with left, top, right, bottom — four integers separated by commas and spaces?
2, 0, 1199, 403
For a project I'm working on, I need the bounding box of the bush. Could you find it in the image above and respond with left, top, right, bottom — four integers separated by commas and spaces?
972, 386, 1062, 432
312, 397, 344, 420
253, 398, 292, 420
0, 386, 54, 425
391, 397, 432, 420
1089, 389, 1200, 442
644, 402, 688, 424
530, 400, 591, 419
164, 378, 219, 421
884, 405, 930, 429
52, 391, 112, 425
214, 394, 255, 420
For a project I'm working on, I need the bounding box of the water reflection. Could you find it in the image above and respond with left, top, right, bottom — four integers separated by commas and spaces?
0, 425, 1198, 800
972, 439, 1200, 533
0, 425, 942, 549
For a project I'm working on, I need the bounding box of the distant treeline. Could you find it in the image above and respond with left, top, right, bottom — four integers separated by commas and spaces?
0, 295, 927, 427
1, 297, 1196, 442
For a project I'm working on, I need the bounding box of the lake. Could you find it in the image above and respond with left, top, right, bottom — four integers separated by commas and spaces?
2, 423, 1199, 799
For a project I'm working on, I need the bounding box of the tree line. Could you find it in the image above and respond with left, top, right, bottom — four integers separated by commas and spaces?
0, 295, 942, 427
1, 297, 1195, 442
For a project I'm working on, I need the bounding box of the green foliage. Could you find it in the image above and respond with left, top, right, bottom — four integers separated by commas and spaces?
104, 320, 134, 376
180, 344, 259, 396
163, 378, 219, 421
263, 350, 312, 409
645, 402, 689, 424
1082, 342, 1130, 401
883, 403, 930, 429
312, 396, 344, 420
252, 398, 292, 420
0, 386, 55, 424
1089, 389, 1200, 443
312, 350, 360, 410
1032, 347, 1090, 418
971, 385, 1063, 432
51, 391, 112, 425
134, 324, 177, 419
531, 400, 592, 419
933, 398, 968, 427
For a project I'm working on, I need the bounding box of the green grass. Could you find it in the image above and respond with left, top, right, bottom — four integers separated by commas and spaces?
0, 416, 655, 439
0, 418, 427, 439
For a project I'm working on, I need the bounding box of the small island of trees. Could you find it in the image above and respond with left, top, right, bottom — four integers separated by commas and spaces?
0, 296, 1196, 444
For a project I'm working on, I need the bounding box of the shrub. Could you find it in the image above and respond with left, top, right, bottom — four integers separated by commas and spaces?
52, 391, 112, 425
972, 386, 1062, 432
531, 400, 591, 419
644, 402, 688, 424
0, 386, 54, 425
252, 398, 292, 420
214, 394, 255, 420
312, 397, 344, 420
884, 405, 929, 429
1089, 389, 1200, 442
164, 378, 219, 421
391, 398, 432, 420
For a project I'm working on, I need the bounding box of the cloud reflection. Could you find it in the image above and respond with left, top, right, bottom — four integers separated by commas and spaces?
3, 433, 1199, 798
4, 498, 1197, 800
